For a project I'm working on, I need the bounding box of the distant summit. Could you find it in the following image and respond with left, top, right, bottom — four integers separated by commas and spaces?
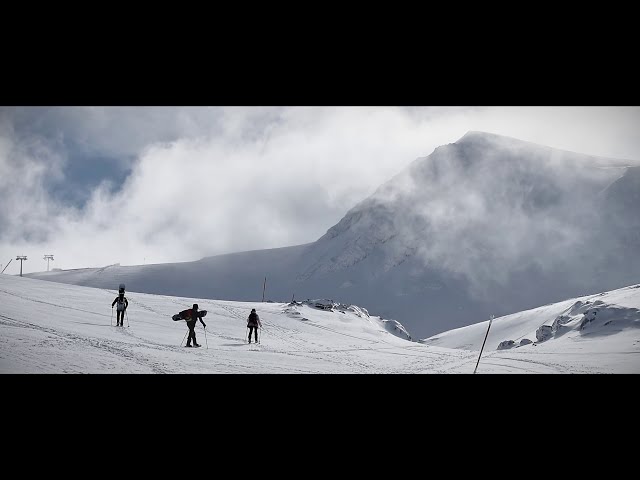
27, 133, 640, 339
457, 130, 510, 144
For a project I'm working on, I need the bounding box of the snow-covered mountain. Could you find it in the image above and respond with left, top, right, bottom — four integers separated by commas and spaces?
25, 131, 640, 339
2, 274, 638, 373
422, 282, 640, 373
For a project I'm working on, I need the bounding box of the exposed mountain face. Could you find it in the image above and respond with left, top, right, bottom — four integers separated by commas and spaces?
26, 132, 640, 339
304, 131, 631, 281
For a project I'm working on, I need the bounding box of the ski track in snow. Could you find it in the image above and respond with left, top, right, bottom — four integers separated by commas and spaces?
0, 313, 172, 373
478, 353, 569, 374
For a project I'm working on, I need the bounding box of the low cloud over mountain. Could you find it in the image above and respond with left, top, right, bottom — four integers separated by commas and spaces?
28, 132, 640, 339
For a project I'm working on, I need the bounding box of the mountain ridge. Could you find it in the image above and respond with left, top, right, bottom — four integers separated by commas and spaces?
25, 131, 640, 339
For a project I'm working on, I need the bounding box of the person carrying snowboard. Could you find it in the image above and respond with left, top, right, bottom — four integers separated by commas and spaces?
247, 308, 262, 344
185, 303, 206, 348
111, 288, 128, 326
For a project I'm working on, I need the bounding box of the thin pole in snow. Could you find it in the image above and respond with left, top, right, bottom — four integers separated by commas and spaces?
474, 315, 494, 374
1, 259, 12, 274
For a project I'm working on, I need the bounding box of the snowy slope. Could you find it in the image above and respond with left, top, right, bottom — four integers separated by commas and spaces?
0, 274, 439, 374
422, 283, 640, 373
2, 274, 639, 373
25, 131, 640, 340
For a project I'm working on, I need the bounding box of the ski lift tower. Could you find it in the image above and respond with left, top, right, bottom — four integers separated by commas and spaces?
16, 256, 27, 276
44, 255, 54, 271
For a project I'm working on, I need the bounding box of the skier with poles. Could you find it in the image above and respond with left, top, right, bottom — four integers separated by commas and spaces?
111, 284, 129, 327
172, 304, 208, 347
184, 303, 206, 348
247, 308, 262, 344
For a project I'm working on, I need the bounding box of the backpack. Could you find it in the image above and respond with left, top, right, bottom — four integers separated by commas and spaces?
116, 294, 126, 312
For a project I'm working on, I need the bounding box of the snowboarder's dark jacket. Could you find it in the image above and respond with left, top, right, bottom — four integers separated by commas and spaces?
181, 308, 206, 327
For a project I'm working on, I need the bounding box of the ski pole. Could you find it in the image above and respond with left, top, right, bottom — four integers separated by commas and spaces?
203, 325, 208, 350
180, 330, 188, 347
473, 315, 494, 374
246, 326, 249, 343
126, 310, 130, 328
110, 307, 113, 326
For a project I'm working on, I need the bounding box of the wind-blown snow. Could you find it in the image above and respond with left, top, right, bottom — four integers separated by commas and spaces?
2, 275, 639, 373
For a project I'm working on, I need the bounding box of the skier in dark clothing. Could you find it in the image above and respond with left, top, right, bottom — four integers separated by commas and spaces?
185, 303, 206, 348
111, 291, 129, 326
247, 308, 262, 343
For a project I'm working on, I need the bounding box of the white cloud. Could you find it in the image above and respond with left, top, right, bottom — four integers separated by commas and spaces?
1, 106, 639, 274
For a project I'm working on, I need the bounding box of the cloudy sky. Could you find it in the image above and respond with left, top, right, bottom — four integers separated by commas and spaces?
1, 106, 639, 274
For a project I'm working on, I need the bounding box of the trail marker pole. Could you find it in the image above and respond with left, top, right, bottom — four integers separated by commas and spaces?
474, 315, 494, 374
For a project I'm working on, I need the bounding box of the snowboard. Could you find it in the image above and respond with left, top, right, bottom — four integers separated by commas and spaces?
172, 310, 207, 321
